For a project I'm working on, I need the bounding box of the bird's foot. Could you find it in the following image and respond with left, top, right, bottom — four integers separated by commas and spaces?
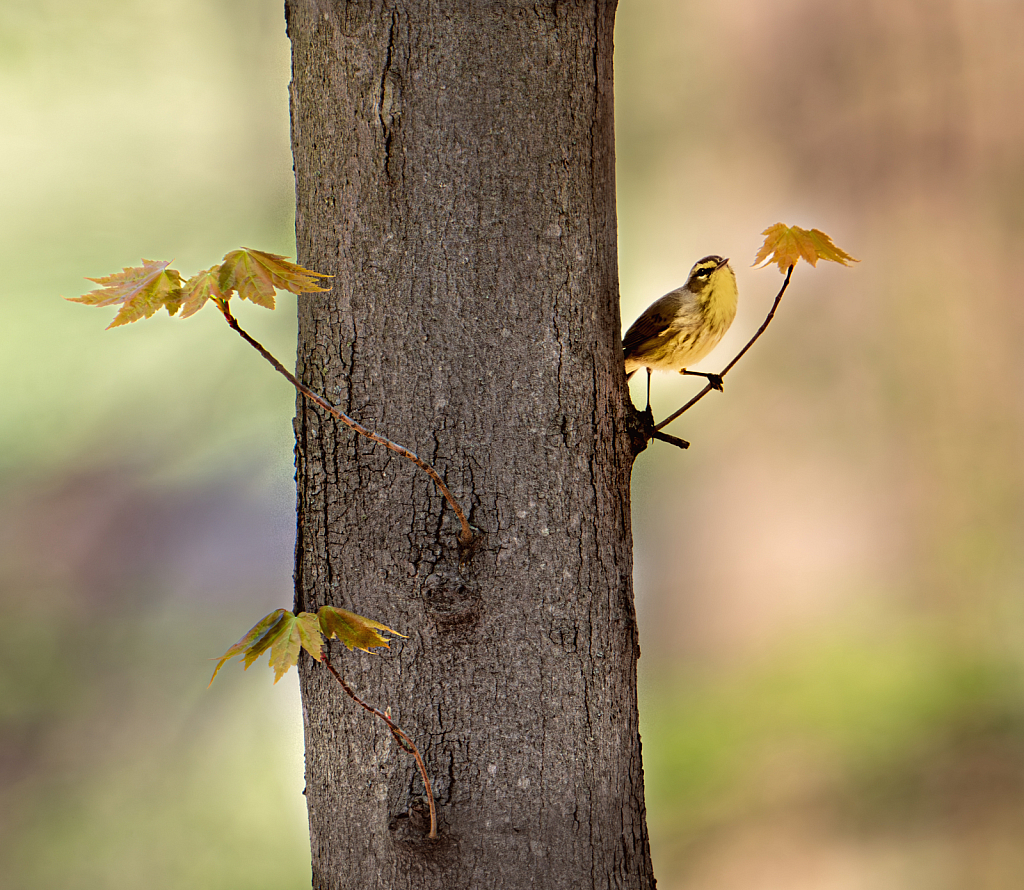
681, 369, 725, 391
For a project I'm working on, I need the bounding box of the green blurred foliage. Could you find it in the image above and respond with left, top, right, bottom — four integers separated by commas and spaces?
3, 607, 308, 890
0, 0, 296, 476
0, 1, 308, 887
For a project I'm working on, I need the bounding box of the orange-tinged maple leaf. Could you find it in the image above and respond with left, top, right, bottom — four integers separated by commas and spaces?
318, 605, 406, 652
753, 224, 858, 273
70, 248, 331, 326
179, 266, 227, 319
69, 260, 184, 328
218, 247, 331, 309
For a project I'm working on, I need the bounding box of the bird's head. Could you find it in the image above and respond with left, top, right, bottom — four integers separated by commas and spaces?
685, 255, 732, 296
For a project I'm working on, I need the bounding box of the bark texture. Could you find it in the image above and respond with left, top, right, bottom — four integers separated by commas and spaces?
288, 2, 653, 887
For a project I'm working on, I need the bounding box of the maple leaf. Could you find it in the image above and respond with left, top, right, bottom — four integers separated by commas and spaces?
210, 608, 324, 685
69, 260, 184, 328
218, 247, 331, 309
318, 605, 406, 652
753, 224, 858, 273
210, 608, 287, 685
267, 611, 324, 682
179, 266, 227, 319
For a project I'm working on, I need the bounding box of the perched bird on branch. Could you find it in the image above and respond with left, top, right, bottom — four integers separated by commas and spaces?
623, 255, 738, 411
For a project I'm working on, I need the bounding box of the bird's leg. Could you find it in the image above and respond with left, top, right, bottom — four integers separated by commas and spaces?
645, 368, 652, 413
681, 369, 724, 391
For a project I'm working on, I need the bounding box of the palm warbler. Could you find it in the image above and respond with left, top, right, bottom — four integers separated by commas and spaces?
623, 255, 738, 409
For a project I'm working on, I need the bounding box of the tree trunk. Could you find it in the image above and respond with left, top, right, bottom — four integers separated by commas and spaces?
287, 2, 653, 887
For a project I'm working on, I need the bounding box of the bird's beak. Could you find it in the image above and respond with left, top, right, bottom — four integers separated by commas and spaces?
717, 257, 730, 268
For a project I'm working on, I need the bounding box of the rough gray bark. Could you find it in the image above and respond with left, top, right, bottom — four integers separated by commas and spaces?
287, 2, 653, 887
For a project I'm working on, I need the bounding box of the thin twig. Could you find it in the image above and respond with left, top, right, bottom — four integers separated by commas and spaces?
322, 658, 438, 840
655, 264, 794, 432
217, 301, 474, 547
651, 430, 690, 449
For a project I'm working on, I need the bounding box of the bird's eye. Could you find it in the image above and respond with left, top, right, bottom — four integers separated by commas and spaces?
696, 268, 712, 278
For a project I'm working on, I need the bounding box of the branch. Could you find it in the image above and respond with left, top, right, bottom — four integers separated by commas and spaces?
655, 264, 794, 432
651, 429, 690, 450
217, 301, 475, 548
322, 658, 437, 840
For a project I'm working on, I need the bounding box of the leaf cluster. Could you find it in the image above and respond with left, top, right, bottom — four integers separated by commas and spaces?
68, 248, 331, 328
754, 223, 858, 273
210, 605, 406, 685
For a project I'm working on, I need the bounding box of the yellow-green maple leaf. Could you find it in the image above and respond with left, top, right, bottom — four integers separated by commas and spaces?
318, 605, 406, 652
218, 247, 331, 309
753, 224, 858, 273
211, 605, 403, 685
267, 611, 324, 683
210, 609, 287, 685
210, 608, 324, 685
69, 260, 184, 328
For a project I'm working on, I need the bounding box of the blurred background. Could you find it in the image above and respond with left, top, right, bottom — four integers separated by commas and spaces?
1, 0, 1022, 888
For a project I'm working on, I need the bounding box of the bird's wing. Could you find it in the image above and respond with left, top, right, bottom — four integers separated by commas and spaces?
622, 293, 682, 359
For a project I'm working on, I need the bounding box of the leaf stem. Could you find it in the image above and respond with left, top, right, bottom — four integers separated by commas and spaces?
322, 658, 437, 840
217, 301, 475, 547
655, 264, 794, 432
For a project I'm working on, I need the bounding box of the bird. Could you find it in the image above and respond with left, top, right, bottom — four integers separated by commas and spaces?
622, 255, 738, 412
